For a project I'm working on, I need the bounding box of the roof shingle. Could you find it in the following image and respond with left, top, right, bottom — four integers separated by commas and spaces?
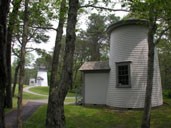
79, 61, 110, 71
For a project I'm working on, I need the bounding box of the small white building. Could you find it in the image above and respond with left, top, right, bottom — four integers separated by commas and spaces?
80, 61, 110, 105
36, 66, 48, 86
29, 78, 36, 86
80, 19, 163, 108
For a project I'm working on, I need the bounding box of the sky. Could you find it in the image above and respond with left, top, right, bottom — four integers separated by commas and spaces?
34, 3, 128, 53
12, 1, 128, 64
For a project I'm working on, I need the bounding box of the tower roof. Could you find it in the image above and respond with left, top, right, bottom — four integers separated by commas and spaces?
38, 65, 47, 71
107, 19, 149, 34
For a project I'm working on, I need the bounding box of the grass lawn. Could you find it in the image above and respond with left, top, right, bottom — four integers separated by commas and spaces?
65, 98, 75, 103
23, 99, 171, 128
28, 86, 76, 97
5, 86, 75, 113
29, 86, 49, 95
11, 85, 47, 100
23, 92, 48, 100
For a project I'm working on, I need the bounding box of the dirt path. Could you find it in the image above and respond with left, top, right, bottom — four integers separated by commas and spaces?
23, 86, 48, 97
5, 102, 45, 128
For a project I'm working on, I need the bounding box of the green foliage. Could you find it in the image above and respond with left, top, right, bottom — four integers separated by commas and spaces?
158, 39, 171, 89
123, 0, 171, 37
25, 52, 35, 67
83, 13, 119, 61
124, 1, 171, 90
24, 68, 37, 85
163, 90, 171, 99
34, 51, 52, 72
11, 0, 55, 59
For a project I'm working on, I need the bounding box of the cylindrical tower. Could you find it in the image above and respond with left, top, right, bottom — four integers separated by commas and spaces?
106, 19, 163, 108
36, 65, 48, 86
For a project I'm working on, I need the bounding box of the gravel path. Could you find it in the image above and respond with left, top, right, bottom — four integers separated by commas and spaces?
23, 86, 75, 101
23, 86, 48, 97
23, 86, 75, 100
5, 102, 44, 128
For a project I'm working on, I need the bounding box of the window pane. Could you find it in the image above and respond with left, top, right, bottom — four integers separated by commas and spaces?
116, 62, 130, 87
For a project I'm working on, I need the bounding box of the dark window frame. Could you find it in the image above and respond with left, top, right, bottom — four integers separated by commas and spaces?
116, 61, 131, 88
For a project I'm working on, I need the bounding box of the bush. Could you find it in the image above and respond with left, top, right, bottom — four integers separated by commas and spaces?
163, 90, 171, 98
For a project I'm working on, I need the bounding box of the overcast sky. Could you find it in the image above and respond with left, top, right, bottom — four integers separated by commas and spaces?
12, 1, 128, 64
34, 3, 128, 53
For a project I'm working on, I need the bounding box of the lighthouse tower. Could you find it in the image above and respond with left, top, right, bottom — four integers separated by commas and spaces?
36, 65, 48, 86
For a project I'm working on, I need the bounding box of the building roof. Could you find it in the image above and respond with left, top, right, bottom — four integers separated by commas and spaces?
79, 61, 110, 71
107, 19, 149, 34
38, 65, 47, 71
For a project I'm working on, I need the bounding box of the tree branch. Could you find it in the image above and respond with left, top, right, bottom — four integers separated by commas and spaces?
12, 47, 20, 58
80, 4, 129, 12
25, 47, 45, 54
27, 28, 38, 42
32, 26, 57, 31
15, 35, 22, 45
155, 26, 171, 45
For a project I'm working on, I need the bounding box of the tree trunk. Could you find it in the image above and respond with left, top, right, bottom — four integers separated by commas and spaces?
46, 0, 79, 127
12, 63, 20, 96
0, 0, 11, 127
46, 0, 67, 127
141, 23, 156, 128
90, 40, 100, 61
17, 0, 29, 127
5, 0, 22, 109
49, 0, 67, 89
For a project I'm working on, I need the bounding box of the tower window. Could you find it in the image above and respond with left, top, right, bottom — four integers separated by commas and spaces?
116, 61, 131, 88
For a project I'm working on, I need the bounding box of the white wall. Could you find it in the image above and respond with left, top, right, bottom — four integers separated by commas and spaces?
84, 72, 109, 105
37, 71, 48, 86
106, 24, 163, 108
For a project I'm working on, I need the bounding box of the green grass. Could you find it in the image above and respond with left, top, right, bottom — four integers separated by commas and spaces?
23, 105, 47, 128
29, 86, 49, 95
5, 86, 75, 114
65, 98, 75, 103
23, 99, 171, 128
28, 86, 76, 97
23, 92, 48, 99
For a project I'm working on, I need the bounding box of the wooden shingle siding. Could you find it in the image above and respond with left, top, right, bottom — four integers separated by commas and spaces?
84, 72, 109, 105
106, 24, 163, 108
80, 20, 163, 108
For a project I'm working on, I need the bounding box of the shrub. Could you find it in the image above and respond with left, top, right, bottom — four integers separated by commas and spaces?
163, 90, 171, 98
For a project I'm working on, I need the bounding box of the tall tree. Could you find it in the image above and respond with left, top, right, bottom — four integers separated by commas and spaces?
17, 0, 29, 127
85, 13, 119, 61
12, 58, 20, 96
124, 0, 171, 127
86, 13, 107, 61
11, 0, 51, 96
46, 0, 79, 127
46, 0, 67, 127
5, 0, 22, 109
0, 0, 11, 127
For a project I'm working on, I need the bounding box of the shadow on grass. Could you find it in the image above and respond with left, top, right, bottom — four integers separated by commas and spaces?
23, 99, 171, 128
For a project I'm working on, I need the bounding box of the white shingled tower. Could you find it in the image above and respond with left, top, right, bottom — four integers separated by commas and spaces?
36, 65, 48, 86
79, 19, 163, 108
